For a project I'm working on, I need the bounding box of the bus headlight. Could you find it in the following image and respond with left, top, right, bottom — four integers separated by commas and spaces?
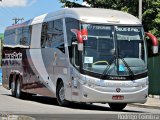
72, 77, 78, 88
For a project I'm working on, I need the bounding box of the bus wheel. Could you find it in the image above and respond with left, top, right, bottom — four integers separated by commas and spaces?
15, 78, 22, 99
108, 103, 127, 111
11, 80, 16, 97
56, 81, 69, 106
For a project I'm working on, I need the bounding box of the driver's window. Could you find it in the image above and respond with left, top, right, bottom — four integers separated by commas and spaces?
65, 18, 79, 63
73, 45, 79, 66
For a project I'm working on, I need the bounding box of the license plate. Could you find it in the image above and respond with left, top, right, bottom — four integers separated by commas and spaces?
112, 95, 124, 100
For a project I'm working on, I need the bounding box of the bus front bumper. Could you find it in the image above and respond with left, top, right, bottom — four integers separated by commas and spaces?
79, 85, 148, 104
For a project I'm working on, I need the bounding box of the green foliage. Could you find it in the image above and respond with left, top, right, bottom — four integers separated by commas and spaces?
0, 33, 3, 50
0, 33, 3, 40
59, 0, 84, 7
59, 0, 160, 37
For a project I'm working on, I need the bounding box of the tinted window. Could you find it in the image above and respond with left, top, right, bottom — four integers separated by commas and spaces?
4, 26, 32, 46
65, 18, 79, 62
21, 26, 32, 46
65, 18, 79, 47
4, 29, 15, 45
41, 19, 65, 53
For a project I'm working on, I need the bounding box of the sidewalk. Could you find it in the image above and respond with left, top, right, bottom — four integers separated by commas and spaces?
129, 96, 160, 109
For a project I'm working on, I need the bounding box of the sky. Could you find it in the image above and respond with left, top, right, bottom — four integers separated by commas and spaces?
0, 0, 83, 33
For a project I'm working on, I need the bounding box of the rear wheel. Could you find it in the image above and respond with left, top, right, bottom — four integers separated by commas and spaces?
11, 80, 16, 97
108, 103, 127, 111
22, 92, 33, 99
15, 78, 22, 98
56, 81, 69, 106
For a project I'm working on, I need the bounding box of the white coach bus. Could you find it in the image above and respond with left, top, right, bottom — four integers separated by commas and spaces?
2, 8, 158, 110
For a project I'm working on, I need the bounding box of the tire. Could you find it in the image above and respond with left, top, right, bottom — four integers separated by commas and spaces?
15, 78, 22, 99
11, 80, 16, 97
108, 103, 127, 111
22, 92, 33, 99
56, 81, 69, 106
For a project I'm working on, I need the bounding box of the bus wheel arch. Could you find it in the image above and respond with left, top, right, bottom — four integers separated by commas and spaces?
56, 78, 69, 106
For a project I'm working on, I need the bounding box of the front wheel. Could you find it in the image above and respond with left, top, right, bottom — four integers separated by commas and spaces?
108, 103, 127, 111
56, 81, 69, 106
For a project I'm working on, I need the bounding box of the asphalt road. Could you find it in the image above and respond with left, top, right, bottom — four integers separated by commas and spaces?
0, 86, 160, 120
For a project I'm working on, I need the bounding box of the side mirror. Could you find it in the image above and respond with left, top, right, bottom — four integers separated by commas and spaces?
81, 29, 88, 40
77, 31, 83, 51
71, 29, 88, 51
145, 32, 158, 54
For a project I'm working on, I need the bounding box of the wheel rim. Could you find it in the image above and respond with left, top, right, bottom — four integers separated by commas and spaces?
59, 86, 65, 102
11, 81, 15, 92
16, 81, 20, 96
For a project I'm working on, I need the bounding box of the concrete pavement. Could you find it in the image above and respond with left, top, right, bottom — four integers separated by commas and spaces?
0, 85, 160, 110
130, 96, 160, 109
0, 85, 160, 120
0, 68, 160, 110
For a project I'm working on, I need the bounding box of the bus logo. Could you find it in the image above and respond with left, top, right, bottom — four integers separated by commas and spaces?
116, 88, 121, 93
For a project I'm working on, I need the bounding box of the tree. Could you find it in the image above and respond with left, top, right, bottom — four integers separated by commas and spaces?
142, 0, 160, 37
59, 0, 84, 7
59, 0, 160, 38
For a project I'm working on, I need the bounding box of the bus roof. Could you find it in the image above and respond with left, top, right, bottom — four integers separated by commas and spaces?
6, 8, 141, 30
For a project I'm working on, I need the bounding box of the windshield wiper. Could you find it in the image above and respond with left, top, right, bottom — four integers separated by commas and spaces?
100, 49, 135, 80
117, 48, 135, 80
99, 56, 116, 79
119, 57, 135, 79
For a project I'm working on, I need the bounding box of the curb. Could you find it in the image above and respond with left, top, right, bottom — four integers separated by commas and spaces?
148, 95, 160, 99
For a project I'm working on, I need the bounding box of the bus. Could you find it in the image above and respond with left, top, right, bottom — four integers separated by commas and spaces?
2, 8, 158, 110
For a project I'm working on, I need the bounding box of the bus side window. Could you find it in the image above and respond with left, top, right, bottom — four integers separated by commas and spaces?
4, 26, 31, 47
41, 22, 48, 48
20, 26, 32, 46
4, 29, 15, 45
41, 19, 65, 53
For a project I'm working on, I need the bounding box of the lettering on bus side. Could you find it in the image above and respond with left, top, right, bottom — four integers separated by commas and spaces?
2, 52, 22, 67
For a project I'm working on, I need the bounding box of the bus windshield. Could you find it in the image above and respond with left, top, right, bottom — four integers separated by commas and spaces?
81, 24, 147, 77
116, 26, 144, 60
82, 24, 114, 74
